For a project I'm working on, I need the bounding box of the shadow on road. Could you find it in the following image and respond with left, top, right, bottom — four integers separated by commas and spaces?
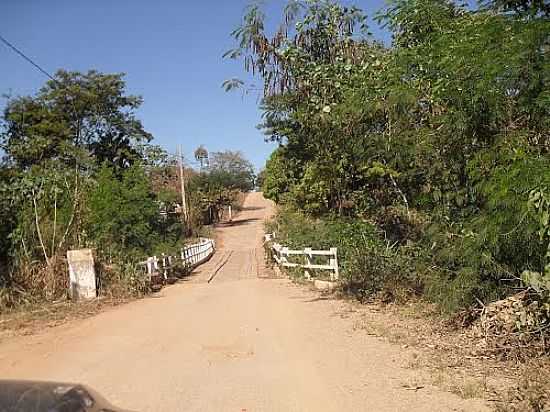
240, 206, 265, 212
217, 218, 260, 227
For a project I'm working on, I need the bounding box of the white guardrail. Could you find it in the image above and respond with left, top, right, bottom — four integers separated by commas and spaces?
141, 238, 215, 280
264, 234, 339, 281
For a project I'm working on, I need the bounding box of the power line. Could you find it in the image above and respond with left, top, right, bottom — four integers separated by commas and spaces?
0, 32, 206, 167
0, 34, 188, 149
0, 33, 139, 133
0, 33, 57, 82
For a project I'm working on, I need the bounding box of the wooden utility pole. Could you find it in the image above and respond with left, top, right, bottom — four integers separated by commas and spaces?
177, 145, 189, 225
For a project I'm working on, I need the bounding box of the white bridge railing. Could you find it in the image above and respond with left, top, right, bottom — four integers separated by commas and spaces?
141, 238, 215, 280
264, 234, 339, 281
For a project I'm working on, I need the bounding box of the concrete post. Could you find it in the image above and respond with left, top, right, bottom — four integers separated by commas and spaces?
67, 249, 96, 301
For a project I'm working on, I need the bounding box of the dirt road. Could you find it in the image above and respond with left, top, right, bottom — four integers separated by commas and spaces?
0, 193, 488, 411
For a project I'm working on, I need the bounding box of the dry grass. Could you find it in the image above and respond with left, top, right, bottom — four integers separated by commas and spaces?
0, 296, 133, 343
343, 297, 550, 410
493, 361, 550, 412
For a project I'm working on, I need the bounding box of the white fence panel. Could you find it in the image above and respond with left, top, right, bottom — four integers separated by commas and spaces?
140, 238, 215, 279
264, 234, 339, 281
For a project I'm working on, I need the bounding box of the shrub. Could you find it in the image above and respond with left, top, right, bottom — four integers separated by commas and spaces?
96, 260, 149, 299
268, 208, 422, 302
87, 163, 160, 257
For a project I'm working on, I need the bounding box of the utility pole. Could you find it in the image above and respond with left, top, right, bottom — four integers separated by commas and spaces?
177, 145, 189, 225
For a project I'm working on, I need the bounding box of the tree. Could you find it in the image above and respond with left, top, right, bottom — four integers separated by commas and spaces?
194, 145, 209, 171
0, 70, 165, 304
209, 150, 255, 192
229, 0, 550, 309
481, 0, 550, 17
0, 163, 16, 278
262, 147, 298, 203
228, 0, 386, 213
255, 168, 266, 190
1, 69, 151, 171
0, 69, 155, 262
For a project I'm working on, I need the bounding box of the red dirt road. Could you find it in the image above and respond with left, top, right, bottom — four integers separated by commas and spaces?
0, 193, 488, 411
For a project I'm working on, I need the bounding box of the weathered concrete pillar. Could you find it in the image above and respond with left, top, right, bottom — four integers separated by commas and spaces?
67, 249, 96, 301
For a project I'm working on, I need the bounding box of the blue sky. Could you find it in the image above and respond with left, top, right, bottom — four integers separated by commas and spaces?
0, 0, 390, 170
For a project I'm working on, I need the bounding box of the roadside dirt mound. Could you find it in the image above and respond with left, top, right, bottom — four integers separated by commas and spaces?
473, 291, 550, 360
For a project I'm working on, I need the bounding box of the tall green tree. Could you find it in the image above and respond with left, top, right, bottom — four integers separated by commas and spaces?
194, 145, 209, 171
208, 150, 256, 192
1, 69, 151, 171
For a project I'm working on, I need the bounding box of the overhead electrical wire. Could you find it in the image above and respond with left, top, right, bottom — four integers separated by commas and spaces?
0, 33, 199, 165
0, 33, 57, 83
0, 33, 142, 139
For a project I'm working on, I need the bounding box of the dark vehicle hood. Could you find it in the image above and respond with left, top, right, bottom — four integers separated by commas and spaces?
0, 381, 133, 412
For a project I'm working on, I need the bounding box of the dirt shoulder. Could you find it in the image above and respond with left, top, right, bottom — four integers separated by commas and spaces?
0, 297, 134, 343
320, 294, 550, 411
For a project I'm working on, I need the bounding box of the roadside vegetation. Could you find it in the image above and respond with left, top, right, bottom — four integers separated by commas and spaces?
0, 71, 255, 311
228, 0, 548, 408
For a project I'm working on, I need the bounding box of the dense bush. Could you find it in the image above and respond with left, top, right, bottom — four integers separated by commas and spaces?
231, 0, 549, 312
88, 164, 161, 259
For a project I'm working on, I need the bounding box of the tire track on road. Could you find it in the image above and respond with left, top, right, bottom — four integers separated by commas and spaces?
207, 250, 233, 283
